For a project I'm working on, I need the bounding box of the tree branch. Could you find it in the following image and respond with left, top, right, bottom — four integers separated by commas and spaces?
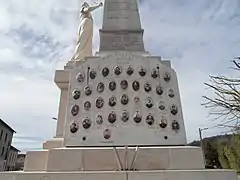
202, 59, 240, 132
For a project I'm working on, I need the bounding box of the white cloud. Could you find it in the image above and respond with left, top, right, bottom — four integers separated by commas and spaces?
0, 73, 58, 152
0, 48, 18, 63
0, 0, 239, 151
139, 0, 240, 142
0, 6, 11, 31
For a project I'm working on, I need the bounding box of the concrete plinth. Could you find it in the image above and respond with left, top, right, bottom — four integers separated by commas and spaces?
23, 146, 205, 172
43, 138, 63, 150
24, 150, 48, 171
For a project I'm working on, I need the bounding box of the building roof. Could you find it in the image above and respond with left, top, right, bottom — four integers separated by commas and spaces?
10, 146, 20, 152
17, 154, 26, 158
0, 119, 16, 133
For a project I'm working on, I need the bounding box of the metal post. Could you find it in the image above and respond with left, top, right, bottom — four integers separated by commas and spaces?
124, 146, 128, 170
199, 128, 207, 166
81, 149, 85, 171
113, 147, 123, 170
87, 67, 90, 85
130, 146, 139, 170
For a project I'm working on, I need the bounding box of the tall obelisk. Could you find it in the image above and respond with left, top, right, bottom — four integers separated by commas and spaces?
99, 0, 145, 51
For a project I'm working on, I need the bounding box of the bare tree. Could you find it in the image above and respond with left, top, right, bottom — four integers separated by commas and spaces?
202, 57, 240, 132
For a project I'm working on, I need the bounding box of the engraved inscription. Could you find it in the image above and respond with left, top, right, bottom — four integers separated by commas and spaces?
106, 2, 136, 20
107, 2, 135, 11
100, 33, 144, 51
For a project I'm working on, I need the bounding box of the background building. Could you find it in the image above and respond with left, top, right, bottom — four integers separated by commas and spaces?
15, 154, 26, 171
0, 119, 19, 171
6, 146, 20, 171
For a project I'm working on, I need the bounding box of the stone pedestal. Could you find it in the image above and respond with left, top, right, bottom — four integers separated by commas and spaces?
0, 0, 237, 179
64, 52, 187, 147
1, 146, 237, 179
41, 69, 69, 150
54, 70, 69, 138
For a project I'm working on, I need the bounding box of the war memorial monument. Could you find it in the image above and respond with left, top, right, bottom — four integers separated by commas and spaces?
0, 0, 238, 179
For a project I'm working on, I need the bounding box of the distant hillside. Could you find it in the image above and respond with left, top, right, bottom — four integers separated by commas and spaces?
188, 134, 233, 147
188, 134, 240, 173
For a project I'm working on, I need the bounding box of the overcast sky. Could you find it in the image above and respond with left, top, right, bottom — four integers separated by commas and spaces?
0, 0, 239, 152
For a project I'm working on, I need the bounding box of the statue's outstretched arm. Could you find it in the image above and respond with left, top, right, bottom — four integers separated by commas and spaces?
82, 2, 103, 14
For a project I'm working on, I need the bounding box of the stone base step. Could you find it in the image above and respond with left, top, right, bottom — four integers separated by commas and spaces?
0, 170, 237, 180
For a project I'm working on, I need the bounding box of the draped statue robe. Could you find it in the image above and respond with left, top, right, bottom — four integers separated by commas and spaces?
71, 7, 93, 61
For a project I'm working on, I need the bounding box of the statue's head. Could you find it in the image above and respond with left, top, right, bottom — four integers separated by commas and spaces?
82, 2, 90, 8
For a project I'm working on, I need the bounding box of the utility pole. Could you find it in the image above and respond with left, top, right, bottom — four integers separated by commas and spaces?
199, 127, 208, 166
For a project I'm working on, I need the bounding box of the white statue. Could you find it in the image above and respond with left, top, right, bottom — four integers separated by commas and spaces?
71, 1, 103, 61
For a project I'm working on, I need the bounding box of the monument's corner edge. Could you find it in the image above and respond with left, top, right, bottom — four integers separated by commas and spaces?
54, 70, 70, 89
